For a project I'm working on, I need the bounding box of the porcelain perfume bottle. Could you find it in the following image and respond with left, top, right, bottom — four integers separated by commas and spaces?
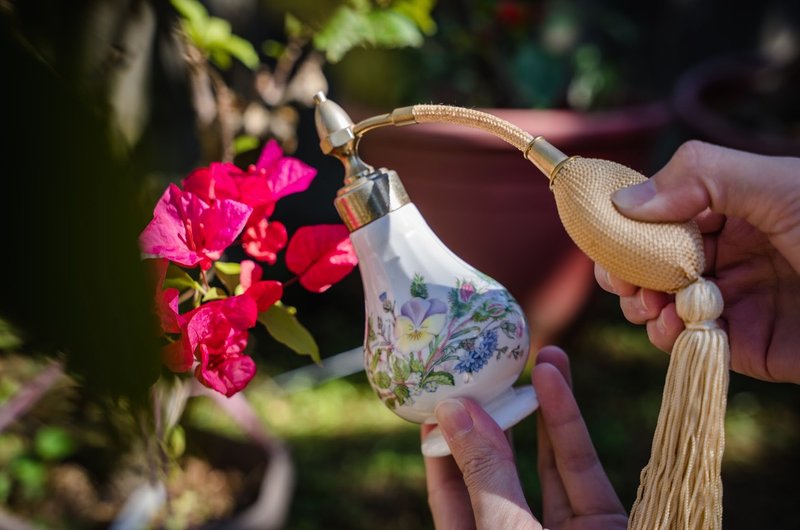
314, 93, 538, 456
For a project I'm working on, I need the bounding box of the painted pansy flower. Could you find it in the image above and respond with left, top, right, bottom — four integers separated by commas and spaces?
394, 297, 448, 353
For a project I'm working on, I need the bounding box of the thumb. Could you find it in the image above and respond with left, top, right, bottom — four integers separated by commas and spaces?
435, 398, 539, 529
611, 141, 800, 268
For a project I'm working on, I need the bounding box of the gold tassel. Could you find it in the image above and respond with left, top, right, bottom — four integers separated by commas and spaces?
628, 278, 729, 529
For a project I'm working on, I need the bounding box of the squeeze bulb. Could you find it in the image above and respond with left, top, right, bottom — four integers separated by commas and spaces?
314, 93, 538, 457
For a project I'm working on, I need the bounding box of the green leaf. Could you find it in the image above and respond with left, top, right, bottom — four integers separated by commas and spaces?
369, 349, 381, 371
284, 13, 305, 39
224, 35, 259, 70
214, 261, 241, 294
10, 458, 46, 500
409, 273, 428, 299
214, 261, 241, 275
171, 0, 208, 27
385, 397, 397, 410
167, 425, 186, 459
0, 471, 11, 504
202, 287, 226, 302
313, 6, 371, 63
34, 426, 74, 461
0, 318, 22, 351
423, 371, 455, 387
392, 0, 437, 34
258, 302, 320, 363
233, 134, 260, 155
449, 327, 479, 340
391, 356, 411, 381
204, 17, 233, 47
366, 10, 423, 49
409, 357, 425, 374
393, 384, 410, 404
0, 434, 25, 466
209, 48, 233, 70
472, 310, 489, 322
261, 39, 286, 59
164, 265, 200, 291
373, 371, 392, 389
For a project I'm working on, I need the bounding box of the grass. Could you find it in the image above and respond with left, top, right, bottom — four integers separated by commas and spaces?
184, 286, 800, 529
2, 284, 798, 529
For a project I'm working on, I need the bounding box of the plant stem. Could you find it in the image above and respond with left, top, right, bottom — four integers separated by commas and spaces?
0, 360, 64, 433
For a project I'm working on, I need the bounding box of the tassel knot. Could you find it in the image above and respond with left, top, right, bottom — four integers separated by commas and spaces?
676, 278, 723, 324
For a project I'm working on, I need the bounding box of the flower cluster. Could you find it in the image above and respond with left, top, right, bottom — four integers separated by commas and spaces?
140, 141, 358, 397
453, 329, 499, 374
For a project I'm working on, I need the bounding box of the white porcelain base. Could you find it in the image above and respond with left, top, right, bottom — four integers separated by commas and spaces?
420, 385, 539, 457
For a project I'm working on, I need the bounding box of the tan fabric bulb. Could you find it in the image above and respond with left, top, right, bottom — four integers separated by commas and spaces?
551, 157, 704, 293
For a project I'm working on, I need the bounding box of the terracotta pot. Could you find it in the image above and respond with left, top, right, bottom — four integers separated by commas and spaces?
354, 102, 672, 345
674, 55, 800, 156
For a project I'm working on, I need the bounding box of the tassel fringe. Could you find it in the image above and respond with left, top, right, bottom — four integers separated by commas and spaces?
628, 278, 730, 530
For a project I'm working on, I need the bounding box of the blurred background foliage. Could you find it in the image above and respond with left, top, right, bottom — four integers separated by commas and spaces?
1, 0, 799, 528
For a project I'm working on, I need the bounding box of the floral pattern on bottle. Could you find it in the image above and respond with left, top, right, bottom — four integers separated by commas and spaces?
365, 274, 527, 410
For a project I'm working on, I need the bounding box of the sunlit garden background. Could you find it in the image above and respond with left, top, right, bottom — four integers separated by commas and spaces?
1, 0, 799, 528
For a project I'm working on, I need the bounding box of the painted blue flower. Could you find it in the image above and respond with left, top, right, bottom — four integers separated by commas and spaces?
454, 329, 499, 374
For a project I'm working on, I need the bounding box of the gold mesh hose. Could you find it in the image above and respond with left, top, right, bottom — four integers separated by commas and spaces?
361, 104, 731, 530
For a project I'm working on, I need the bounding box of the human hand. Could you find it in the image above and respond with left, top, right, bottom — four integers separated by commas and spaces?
596, 141, 800, 383
423, 346, 627, 530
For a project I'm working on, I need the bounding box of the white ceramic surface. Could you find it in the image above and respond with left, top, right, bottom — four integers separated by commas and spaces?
350, 203, 538, 455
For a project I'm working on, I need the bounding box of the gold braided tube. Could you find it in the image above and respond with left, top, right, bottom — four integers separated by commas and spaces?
411, 105, 535, 151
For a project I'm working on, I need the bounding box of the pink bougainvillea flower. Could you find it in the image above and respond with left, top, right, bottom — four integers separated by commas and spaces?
285, 224, 358, 293
162, 340, 191, 373
183, 163, 273, 216
242, 218, 288, 264
182, 140, 316, 223
165, 294, 259, 396
140, 184, 252, 271
182, 141, 315, 263
195, 344, 256, 398
145, 258, 183, 334
158, 288, 182, 334
254, 140, 317, 203
239, 260, 283, 312
181, 162, 243, 203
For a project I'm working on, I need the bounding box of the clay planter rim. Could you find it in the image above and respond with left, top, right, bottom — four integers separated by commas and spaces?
673, 54, 800, 157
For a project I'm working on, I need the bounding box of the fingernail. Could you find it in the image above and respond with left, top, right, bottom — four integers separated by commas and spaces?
656, 311, 667, 335
603, 267, 614, 291
639, 288, 649, 313
435, 399, 473, 437
611, 180, 656, 210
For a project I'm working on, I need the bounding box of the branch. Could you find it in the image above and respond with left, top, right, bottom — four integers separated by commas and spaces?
0, 359, 64, 432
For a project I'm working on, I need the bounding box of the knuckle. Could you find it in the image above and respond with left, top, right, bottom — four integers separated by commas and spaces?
459, 445, 515, 490
560, 448, 601, 475
674, 140, 725, 207
675, 139, 709, 166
